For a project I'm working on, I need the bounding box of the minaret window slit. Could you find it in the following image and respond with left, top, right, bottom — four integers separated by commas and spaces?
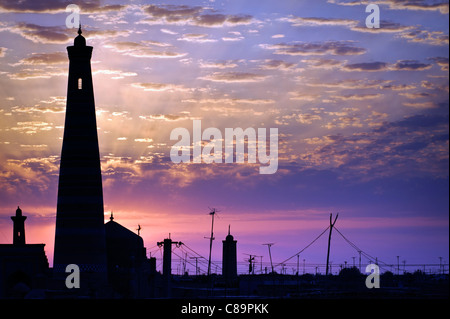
78, 78, 82, 90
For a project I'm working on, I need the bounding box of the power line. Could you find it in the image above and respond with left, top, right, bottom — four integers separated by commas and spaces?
179, 242, 222, 271
275, 226, 330, 267
333, 226, 393, 272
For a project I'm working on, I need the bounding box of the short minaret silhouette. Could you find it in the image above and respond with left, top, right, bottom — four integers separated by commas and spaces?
11, 206, 26, 245
222, 225, 237, 285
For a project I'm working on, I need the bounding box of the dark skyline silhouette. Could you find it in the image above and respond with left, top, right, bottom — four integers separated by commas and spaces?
0, 1, 448, 302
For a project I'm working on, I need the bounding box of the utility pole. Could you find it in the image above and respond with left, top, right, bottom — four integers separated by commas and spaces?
326, 213, 339, 276
190, 257, 200, 276
205, 208, 217, 276
253, 255, 263, 274
157, 235, 182, 298
358, 250, 362, 272
244, 254, 255, 274
263, 243, 275, 274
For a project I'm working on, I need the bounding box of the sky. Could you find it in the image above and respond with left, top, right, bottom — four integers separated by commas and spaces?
0, 0, 448, 275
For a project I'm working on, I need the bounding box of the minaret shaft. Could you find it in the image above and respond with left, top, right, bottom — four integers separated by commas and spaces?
53, 30, 107, 285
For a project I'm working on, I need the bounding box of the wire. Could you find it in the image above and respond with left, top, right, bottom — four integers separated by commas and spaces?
334, 226, 393, 272
275, 225, 330, 267
181, 243, 222, 270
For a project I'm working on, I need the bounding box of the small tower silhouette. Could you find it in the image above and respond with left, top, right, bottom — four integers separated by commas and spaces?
222, 225, 237, 285
11, 206, 26, 245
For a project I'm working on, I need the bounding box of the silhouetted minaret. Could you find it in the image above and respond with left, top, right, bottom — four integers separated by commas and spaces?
53, 26, 107, 288
222, 225, 237, 285
11, 206, 26, 245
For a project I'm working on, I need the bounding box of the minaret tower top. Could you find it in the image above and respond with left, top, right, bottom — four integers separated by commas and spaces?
11, 206, 27, 245
74, 24, 86, 47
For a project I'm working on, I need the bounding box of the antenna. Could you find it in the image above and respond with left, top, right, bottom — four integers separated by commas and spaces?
263, 243, 275, 273
136, 224, 141, 236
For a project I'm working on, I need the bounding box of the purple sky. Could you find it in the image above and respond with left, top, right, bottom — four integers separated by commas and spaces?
0, 0, 448, 274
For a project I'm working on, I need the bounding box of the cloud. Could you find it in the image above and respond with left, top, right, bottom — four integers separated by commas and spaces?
351, 21, 414, 33
259, 59, 299, 71
199, 72, 269, 83
282, 16, 413, 35
391, 60, 433, 71
140, 4, 253, 27
332, 93, 382, 101
93, 69, 137, 79
327, 0, 449, 14
429, 57, 449, 71
193, 14, 252, 27
198, 60, 239, 69
342, 60, 432, 72
161, 28, 178, 35
177, 33, 217, 43
12, 97, 66, 114
222, 31, 245, 42
403, 101, 438, 109
104, 41, 186, 58
307, 79, 392, 89
134, 138, 154, 143
0, 156, 60, 197
0, 0, 126, 13
343, 61, 389, 72
7, 23, 129, 44
141, 4, 203, 24
300, 114, 449, 179
301, 58, 345, 69
139, 113, 197, 122
288, 92, 320, 102
10, 23, 69, 44
399, 92, 434, 99
281, 16, 358, 28
82, 29, 131, 40
9, 121, 55, 135
399, 29, 449, 46
131, 82, 191, 92
182, 97, 275, 105
7, 67, 66, 80
276, 112, 323, 125
261, 41, 366, 56
13, 52, 67, 65
0, 47, 6, 57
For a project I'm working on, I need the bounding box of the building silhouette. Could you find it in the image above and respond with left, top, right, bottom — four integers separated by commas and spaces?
53, 26, 108, 292
105, 213, 150, 298
0, 207, 49, 298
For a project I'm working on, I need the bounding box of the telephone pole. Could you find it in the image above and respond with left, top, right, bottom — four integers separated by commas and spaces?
326, 213, 339, 276
205, 208, 217, 276
190, 257, 200, 276
263, 243, 275, 274
157, 234, 182, 297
